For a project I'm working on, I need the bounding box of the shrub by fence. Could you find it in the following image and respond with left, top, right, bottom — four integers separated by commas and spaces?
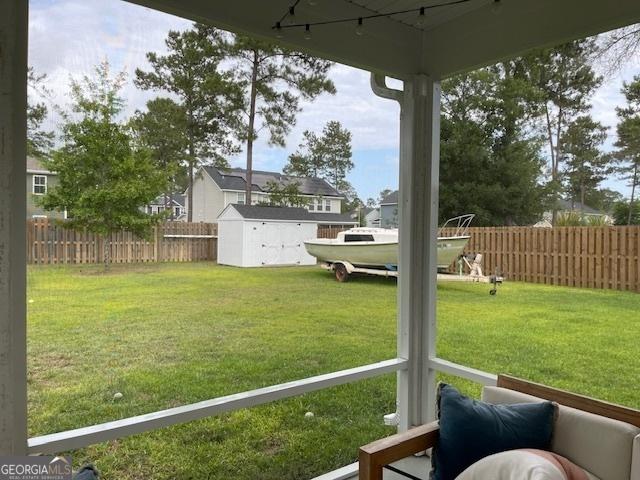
447, 226, 640, 293
28, 218, 217, 265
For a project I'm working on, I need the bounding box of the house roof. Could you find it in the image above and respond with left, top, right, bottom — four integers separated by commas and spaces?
26, 156, 53, 175
223, 204, 317, 221
556, 199, 604, 216
380, 191, 399, 205
203, 166, 342, 197
150, 193, 186, 207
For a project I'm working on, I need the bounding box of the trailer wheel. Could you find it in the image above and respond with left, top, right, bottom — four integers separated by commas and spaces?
334, 263, 349, 282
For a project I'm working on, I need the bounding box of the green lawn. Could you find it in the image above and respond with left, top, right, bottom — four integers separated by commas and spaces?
27, 263, 640, 479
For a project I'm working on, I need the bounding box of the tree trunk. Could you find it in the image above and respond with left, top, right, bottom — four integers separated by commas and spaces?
628, 163, 638, 226
245, 51, 259, 205
103, 237, 110, 271
187, 155, 194, 222
545, 104, 558, 226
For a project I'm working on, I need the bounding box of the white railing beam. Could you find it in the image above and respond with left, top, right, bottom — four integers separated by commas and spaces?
0, 0, 29, 455
28, 358, 407, 454
428, 358, 498, 386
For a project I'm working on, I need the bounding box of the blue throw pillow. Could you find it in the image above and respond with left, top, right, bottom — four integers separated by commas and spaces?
431, 383, 556, 480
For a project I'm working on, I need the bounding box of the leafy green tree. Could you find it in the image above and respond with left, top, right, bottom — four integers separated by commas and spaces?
613, 201, 640, 225
130, 98, 189, 219
135, 24, 244, 221
27, 67, 54, 157
284, 121, 353, 191
521, 39, 602, 223
225, 34, 335, 204
561, 115, 610, 211
39, 61, 166, 267
613, 76, 640, 225
584, 188, 624, 213
264, 180, 308, 207
366, 198, 377, 208
440, 66, 548, 226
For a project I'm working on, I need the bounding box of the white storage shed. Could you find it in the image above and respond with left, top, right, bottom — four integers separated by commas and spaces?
217, 204, 318, 267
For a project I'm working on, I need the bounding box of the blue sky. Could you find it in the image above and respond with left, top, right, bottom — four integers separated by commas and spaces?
29, 0, 638, 202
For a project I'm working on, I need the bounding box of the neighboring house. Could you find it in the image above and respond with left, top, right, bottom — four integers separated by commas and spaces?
380, 190, 399, 228
351, 207, 381, 227
363, 207, 381, 227
145, 193, 187, 221
189, 166, 356, 227
26, 156, 65, 219
541, 199, 613, 225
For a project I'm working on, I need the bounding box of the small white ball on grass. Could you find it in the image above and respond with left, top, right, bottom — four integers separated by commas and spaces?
113, 392, 123, 400
28, 299, 34, 304
304, 411, 314, 419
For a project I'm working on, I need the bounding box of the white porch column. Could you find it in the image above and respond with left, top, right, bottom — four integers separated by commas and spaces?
0, 0, 29, 454
392, 75, 441, 431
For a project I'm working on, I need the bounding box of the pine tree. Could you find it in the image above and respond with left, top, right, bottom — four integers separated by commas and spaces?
130, 98, 189, 219
561, 115, 610, 211
521, 39, 602, 223
613, 76, 640, 225
283, 121, 353, 191
135, 25, 244, 221
225, 34, 335, 204
27, 67, 54, 157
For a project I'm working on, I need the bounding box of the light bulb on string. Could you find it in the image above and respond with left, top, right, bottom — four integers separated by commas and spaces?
304, 24, 312, 40
416, 7, 425, 26
275, 22, 284, 39
355, 17, 364, 36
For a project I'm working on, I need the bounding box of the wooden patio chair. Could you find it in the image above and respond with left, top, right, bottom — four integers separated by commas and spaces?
359, 375, 640, 480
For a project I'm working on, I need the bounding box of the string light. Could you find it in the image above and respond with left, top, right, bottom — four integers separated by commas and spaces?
275, 22, 284, 39
272, 0, 476, 35
416, 7, 426, 26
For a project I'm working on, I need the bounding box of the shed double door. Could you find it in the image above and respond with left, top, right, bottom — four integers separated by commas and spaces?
251, 222, 306, 266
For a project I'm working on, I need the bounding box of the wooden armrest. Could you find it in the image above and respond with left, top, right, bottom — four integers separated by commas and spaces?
358, 421, 439, 480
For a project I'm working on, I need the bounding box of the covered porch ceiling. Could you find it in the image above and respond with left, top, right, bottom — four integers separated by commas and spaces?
128, 0, 640, 78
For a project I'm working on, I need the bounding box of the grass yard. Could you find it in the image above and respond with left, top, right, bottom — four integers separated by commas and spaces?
27, 263, 640, 479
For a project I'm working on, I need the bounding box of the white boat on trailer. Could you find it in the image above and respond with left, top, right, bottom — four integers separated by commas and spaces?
304, 214, 476, 282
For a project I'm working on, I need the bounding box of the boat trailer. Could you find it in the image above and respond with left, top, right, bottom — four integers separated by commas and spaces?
321, 253, 504, 293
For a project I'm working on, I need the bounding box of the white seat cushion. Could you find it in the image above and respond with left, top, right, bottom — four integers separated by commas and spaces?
455, 450, 599, 480
482, 386, 640, 480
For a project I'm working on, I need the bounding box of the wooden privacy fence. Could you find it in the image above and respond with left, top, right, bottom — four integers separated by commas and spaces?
28, 219, 218, 265
444, 226, 640, 293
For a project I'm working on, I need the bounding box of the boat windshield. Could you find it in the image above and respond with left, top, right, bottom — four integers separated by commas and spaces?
438, 214, 475, 237
344, 234, 375, 242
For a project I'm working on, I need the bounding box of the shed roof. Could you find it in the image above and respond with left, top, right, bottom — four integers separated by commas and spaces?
221, 204, 317, 221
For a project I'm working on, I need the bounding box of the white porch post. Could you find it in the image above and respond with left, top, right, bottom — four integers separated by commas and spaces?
396, 75, 441, 431
0, 0, 29, 455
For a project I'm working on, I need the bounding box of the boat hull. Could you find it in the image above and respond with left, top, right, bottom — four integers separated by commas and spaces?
304, 236, 470, 269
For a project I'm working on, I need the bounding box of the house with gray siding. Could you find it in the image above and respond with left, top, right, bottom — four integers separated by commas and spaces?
26, 156, 65, 219
379, 190, 399, 228
188, 166, 357, 227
